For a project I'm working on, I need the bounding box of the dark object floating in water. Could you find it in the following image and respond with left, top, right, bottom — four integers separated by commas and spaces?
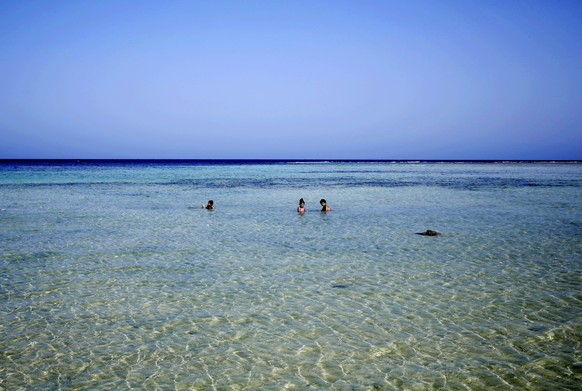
332, 284, 349, 289
416, 229, 440, 236
528, 325, 548, 332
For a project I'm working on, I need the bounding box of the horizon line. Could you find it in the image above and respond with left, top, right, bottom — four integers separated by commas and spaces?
1, 158, 581, 163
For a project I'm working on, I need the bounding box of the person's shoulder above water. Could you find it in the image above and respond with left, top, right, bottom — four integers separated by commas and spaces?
320, 199, 332, 212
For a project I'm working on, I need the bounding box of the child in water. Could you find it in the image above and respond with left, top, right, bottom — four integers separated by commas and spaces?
320, 199, 332, 212
203, 200, 214, 210
297, 198, 306, 214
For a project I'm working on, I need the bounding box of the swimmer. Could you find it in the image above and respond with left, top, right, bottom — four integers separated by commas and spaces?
320, 199, 332, 212
297, 198, 306, 214
203, 200, 214, 210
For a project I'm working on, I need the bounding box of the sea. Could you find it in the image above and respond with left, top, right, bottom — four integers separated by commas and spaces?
0, 160, 580, 390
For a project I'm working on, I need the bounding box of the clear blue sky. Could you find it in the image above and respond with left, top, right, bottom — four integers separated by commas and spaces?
1, 0, 581, 159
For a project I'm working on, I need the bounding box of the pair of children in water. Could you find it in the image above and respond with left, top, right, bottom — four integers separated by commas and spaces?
297, 198, 332, 213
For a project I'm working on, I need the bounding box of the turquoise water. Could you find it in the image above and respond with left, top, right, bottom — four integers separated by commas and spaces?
1, 161, 581, 390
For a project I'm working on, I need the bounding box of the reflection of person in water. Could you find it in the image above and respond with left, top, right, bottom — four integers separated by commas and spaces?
320, 199, 332, 212
203, 200, 214, 210
297, 198, 306, 214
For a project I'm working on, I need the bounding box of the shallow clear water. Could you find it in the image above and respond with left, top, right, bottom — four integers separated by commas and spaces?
1, 161, 581, 390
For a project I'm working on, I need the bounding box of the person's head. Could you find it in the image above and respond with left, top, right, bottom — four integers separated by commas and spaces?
208, 200, 214, 206
320, 199, 326, 206
299, 198, 305, 207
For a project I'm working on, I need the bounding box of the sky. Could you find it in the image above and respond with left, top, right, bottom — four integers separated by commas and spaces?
1, 0, 581, 160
